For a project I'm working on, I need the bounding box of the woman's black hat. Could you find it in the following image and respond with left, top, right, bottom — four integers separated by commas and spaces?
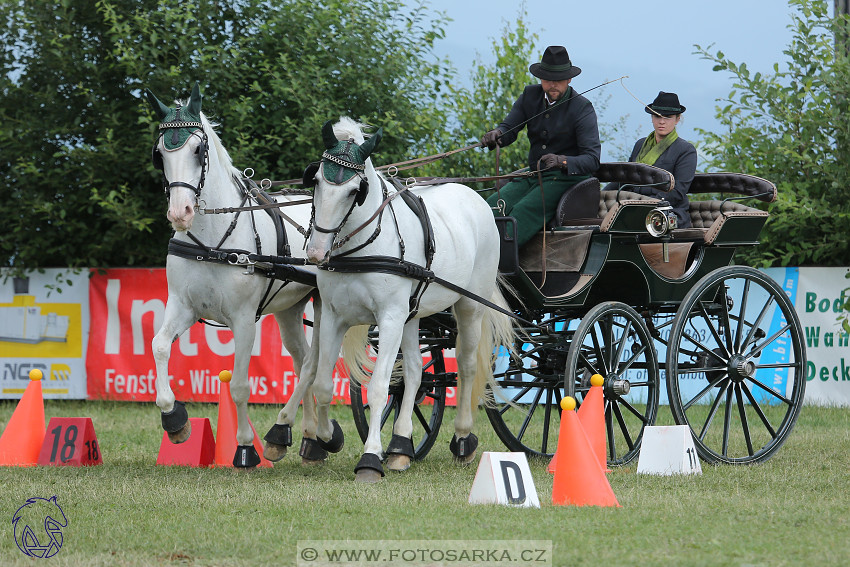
645, 91, 686, 115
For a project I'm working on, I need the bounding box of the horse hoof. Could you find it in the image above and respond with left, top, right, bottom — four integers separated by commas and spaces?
301, 457, 326, 467
263, 442, 288, 462
456, 450, 477, 465
355, 469, 384, 483
232, 466, 257, 473
386, 454, 411, 472
167, 421, 192, 444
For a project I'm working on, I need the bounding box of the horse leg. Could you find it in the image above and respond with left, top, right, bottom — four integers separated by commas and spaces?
353, 317, 405, 483
450, 301, 486, 464
151, 296, 197, 444
229, 316, 261, 470
386, 321, 422, 472
263, 301, 311, 462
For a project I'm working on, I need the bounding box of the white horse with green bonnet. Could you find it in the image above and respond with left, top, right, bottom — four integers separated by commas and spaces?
302, 117, 515, 482
146, 83, 342, 468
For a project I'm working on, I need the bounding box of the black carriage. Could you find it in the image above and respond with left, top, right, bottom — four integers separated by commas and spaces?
349, 162, 806, 466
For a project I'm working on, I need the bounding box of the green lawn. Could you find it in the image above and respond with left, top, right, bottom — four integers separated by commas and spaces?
1, 400, 848, 566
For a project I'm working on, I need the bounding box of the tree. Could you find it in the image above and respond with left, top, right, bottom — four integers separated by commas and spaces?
694, 0, 850, 267
1, 0, 454, 273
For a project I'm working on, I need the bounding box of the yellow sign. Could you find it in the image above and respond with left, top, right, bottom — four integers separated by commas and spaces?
0, 295, 82, 358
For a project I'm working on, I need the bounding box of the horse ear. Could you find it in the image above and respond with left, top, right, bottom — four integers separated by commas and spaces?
302, 161, 321, 188
145, 89, 170, 120
322, 120, 338, 149
360, 127, 382, 159
187, 81, 202, 117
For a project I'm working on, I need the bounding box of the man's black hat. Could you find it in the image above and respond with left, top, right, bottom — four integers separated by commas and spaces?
529, 46, 581, 81
645, 91, 686, 116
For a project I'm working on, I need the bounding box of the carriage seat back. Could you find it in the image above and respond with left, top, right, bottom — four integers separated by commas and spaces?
683, 173, 775, 244
689, 172, 776, 203
555, 177, 601, 225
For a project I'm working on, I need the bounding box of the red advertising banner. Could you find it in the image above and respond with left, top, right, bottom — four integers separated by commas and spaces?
85, 268, 458, 407
85, 268, 354, 404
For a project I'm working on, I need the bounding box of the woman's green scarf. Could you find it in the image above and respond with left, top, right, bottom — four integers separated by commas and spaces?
636, 129, 678, 165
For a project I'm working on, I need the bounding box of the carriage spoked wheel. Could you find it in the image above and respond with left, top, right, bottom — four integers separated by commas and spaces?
564, 301, 660, 466
348, 328, 450, 461
485, 315, 573, 458
665, 265, 806, 464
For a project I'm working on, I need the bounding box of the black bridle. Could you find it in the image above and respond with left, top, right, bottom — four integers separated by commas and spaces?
152, 112, 210, 201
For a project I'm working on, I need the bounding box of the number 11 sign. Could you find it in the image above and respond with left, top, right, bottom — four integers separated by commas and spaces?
37, 417, 103, 466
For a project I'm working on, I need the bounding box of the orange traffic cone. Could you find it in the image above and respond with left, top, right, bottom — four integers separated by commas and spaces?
214, 371, 272, 468
551, 397, 620, 507
548, 374, 609, 474
0, 369, 46, 466
577, 374, 611, 473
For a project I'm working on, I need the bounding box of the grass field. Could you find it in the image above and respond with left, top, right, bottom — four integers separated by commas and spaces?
1, 400, 848, 566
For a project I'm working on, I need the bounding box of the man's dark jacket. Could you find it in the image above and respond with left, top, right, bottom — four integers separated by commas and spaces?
497, 84, 601, 175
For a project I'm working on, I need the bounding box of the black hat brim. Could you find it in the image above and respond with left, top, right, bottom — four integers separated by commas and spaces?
645, 104, 686, 115
529, 63, 581, 81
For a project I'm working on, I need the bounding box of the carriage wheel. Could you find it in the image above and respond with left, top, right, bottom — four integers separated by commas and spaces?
348, 336, 448, 461
666, 265, 806, 464
564, 301, 660, 466
485, 317, 571, 458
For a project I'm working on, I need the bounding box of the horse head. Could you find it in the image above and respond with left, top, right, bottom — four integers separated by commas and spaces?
306, 118, 382, 265
146, 82, 208, 232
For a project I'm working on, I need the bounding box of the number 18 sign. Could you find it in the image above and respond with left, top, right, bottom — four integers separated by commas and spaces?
37, 417, 102, 466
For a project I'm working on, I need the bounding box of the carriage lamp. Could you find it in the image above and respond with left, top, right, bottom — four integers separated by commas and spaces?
645, 206, 678, 237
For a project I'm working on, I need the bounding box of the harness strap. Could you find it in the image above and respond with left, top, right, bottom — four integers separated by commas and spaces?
322, 256, 536, 328
167, 239, 317, 288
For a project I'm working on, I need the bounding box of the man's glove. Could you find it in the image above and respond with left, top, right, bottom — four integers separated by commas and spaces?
539, 153, 568, 170
481, 129, 502, 150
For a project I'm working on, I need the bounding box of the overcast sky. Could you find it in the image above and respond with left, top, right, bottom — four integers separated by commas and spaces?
420, 0, 805, 161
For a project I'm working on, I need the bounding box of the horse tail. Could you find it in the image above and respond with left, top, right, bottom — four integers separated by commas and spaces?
340, 326, 373, 386
469, 275, 518, 412
340, 325, 405, 386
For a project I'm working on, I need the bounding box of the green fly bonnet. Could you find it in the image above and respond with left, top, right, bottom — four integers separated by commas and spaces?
146, 82, 204, 151
145, 82, 208, 195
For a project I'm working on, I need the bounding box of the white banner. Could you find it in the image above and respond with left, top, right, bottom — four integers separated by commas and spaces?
796, 267, 850, 405
0, 269, 90, 399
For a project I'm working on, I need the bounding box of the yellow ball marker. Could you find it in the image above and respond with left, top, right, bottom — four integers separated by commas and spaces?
560, 396, 576, 411
29, 369, 43, 381
590, 374, 604, 387
218, 370, 233, 383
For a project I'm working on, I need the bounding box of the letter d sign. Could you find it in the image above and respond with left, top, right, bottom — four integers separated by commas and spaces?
468, 452, 540, 508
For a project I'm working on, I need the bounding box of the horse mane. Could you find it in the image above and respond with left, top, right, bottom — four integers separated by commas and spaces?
199, 112, 242, 179
331, 116, 372, 146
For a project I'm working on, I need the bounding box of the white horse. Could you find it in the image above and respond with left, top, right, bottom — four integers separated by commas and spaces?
146, 83, 341, 468
304, 117, 515, 482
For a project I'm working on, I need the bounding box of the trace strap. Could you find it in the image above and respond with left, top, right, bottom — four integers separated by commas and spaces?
322, 256, 537, 329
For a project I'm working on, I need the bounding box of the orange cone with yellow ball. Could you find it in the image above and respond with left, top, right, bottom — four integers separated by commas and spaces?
213, 370, 272, 468
577, 374, 611, 473
551, 396, 620, 507
548, 373, 609, 473
0, 369, 46, 466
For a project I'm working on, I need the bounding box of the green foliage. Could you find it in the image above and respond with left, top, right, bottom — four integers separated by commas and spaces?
414, 8, 538, 183
1, 0, 454, 273
695, 0, 850, 267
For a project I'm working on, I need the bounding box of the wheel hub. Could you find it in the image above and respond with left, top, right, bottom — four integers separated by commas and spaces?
728, 354, 755, 383
603, 375, 630, 398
